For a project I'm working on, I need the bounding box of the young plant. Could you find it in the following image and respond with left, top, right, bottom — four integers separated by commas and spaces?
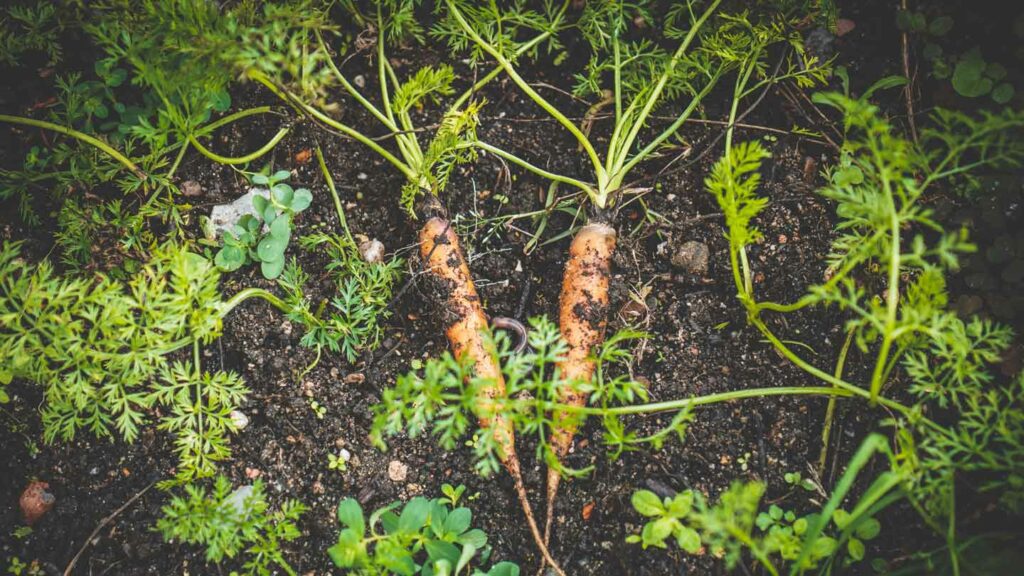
440, 0, 830, 550
214, 170, 313, 279
0, 241, 311, 481
628, 435, 902, 576
706, 93, 1024, 567
157, 475, 306, 576
328, 489, 519, 576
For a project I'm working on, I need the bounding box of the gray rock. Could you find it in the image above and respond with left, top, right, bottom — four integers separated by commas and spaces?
671, 240, 710, 275
209, 188, 271, 236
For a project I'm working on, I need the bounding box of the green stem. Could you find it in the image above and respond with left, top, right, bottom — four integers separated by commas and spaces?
166, 142, 189, 181
0, 114, 145, 179
249, 69, 416, 181
616, 71, 723, 184
577, 386, 854, 416
817, 329, 855, 476
474, 141, 596, 196
869, 175, 902, 404
613, 0, 721, 180
316, 30, 397, 131
445, 0, 606, 194
315, 145, 355, 245
188, 128, 289, 165
448, 27, 557, 114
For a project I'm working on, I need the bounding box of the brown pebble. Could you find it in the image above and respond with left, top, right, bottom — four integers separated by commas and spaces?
344, 373, 366, 385
582, 501, 595, 521
294, 149, 313, 164
20, 481, 55, 525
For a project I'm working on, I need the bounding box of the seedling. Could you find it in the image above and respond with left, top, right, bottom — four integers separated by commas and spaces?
309, 399, 327, 420
327, 451, 349, 473
328, 490, 519, 576
214, 170, 312, 279
440, 483, 466, 507
628, 435, 898, 575
158, 475, 306, 576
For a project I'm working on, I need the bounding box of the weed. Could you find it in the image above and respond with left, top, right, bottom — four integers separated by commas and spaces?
328, 488, 519, 575
214, 171, 312, 279
629, 434, 902, 575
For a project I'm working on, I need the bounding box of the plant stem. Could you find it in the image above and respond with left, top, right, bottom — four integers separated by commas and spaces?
448, 28, 557, 114
817, 329, 854, 477
0, 114, 146, 179
574, 386, 853, 416
445, 0, 606, 195
868, 172, 902, 404
473, 141, 595, 196
613, 0, 721, 179
315, 145, 355, 245
188, 128, 289, 165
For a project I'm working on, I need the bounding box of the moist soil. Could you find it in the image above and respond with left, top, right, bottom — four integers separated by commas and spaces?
2, 1, 1023, 575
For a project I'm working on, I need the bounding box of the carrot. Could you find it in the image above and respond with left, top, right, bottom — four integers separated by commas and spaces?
543, 222, 617, 552
419, 216, 566, 576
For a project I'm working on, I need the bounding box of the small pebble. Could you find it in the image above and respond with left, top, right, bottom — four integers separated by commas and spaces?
388, 460, 408, 482
230, 410, 249, 430
358, 239, 385, 264
353, 75, 365, 88
670, 240, 710, 276
180, 180, 203, 197
20, 481, 55, 525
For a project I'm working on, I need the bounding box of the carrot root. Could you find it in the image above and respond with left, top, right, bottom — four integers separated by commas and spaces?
419, 217, 566, 576
542, 222, 617, 556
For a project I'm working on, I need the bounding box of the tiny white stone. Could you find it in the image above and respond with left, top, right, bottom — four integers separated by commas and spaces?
358, 239, 385, 264
339, 448, 352, 462
230, 410, 249, 430
357, 172, 368, 180
353, 75, 366, 88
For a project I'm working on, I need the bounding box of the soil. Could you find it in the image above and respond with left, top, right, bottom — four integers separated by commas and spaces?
2, 1, 1022, 575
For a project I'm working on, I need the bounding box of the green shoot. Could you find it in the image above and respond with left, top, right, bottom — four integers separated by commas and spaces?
328, 489, 519, 576
441, 0, 830, 209
157, 475, 306, 576
214, 171, 313, 279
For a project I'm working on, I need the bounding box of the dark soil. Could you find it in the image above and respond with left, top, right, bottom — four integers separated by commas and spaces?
2, 1, 1022, 575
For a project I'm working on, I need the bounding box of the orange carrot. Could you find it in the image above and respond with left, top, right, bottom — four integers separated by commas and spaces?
419, 217, 566, 576
543, 222, 617, 551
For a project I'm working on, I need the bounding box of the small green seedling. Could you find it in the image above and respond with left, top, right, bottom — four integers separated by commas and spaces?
328, 490, 519, 576
897, 10, 1015, 104
157, 475, 306, 576
440, 483, 466, 507
214, 170, 312, 279
328, 451, 349, 474
309, 399, 327, 420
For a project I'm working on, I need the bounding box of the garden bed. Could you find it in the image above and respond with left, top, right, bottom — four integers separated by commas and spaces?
2, 1, 1022, 575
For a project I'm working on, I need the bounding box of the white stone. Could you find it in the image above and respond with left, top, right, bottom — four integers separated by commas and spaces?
229, 410, 249, 430
209, 188, 271, 236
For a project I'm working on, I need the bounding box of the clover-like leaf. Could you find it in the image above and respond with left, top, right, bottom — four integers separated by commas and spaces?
261, 256, 286, 279
291, 188, 313, 212
214, 245, 246, 272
